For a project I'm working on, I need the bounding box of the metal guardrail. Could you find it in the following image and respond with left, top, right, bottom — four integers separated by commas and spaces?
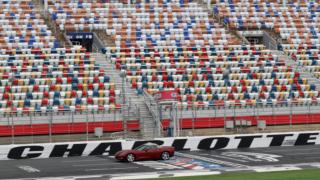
143, 89, 163, 137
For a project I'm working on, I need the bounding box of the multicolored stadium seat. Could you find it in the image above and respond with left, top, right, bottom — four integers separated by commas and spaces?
213, 0, 320, 81
0, 0, 319, 137
0, 0, 59, 49
0, 0, 121, 115
104, 44, 319, 109
47, 0, 241, 47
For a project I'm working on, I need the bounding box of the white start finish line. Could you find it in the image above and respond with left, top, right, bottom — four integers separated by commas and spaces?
252, 166, 301, 172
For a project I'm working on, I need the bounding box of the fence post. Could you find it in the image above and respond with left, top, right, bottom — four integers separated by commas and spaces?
214, 106, 217, 129
272, 105, 274, 128
31, 114, 34, 144
289, 104, 293, 129
192, 104, 195, 133
120, 71, 127, 139
124, 106, 130, 137
86, 110, 89, 141
71, 111, 74, 136
195, 106, 198, 134
137, 105, 140, 123
255, 104, 258, 120
11, 115, 14, 144
233, 105, 236, 120
180, 104, 183, 135
49, 111, 53, 143
223, 106, 226, 133
308, 104, 311, 125
158, 104, 163, 137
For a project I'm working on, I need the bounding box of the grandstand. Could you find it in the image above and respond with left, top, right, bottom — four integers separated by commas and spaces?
0, 0, 320, 143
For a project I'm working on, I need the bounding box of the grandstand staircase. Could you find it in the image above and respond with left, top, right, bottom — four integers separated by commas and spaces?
94, 53, 158, 139
34, 0, 72, 46
264, 29, 285, 43
94, 30, 116, 47
274, 51, 320, 90
195, 0, 320, 89
196, 0, 249, 44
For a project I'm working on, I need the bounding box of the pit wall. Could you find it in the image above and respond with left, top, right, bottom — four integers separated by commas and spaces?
0, 131, 319, 160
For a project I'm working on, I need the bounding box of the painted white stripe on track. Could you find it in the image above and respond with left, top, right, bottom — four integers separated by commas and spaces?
253, 166, 301, 172
308, 162, 320, 168
110, 170, 221, 180
223, 168, 253, 172
172, 171, 221, 177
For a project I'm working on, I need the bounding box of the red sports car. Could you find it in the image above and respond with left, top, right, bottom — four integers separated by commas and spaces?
115, 143, 175, 162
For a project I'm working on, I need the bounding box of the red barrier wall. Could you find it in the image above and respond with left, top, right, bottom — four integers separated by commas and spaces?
0, 120, 140, 136
162, 113, 320, 129
1, 113, 320, 136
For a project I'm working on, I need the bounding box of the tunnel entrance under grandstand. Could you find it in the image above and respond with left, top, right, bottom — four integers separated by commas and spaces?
240, 31, 279, 50
67, 32, 93, 52
246, 37, 263, 45
241, 31, 264, 45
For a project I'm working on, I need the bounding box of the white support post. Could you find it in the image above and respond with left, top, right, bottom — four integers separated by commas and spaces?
44, 0, 48, 10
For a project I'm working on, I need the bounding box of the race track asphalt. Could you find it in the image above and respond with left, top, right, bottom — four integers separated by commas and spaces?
1, 145, 320, 180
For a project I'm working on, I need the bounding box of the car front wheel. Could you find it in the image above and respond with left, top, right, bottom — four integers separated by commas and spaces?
161, 152, 170, 160
126, 153, 135, 162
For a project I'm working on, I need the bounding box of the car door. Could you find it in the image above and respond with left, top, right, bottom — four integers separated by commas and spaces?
133, 144, 151, 160
145, 146, 162, 160
134, 150, 148, 161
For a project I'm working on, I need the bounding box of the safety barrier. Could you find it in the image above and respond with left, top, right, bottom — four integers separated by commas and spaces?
1, 131, 319, 160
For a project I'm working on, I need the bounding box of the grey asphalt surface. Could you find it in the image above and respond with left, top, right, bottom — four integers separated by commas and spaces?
0, 155, 156, 179
1, 145, 320, 179
183, 145, 320, 167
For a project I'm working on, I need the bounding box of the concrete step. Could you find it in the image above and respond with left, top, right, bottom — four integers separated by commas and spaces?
98, 52, 162, 139
140, 112, 151, 115
140, 115, 153, 119
274, 50, 320, 90
140, 111, 151, 114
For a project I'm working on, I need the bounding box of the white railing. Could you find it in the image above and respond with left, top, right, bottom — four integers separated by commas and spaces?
143, 89, 163, 137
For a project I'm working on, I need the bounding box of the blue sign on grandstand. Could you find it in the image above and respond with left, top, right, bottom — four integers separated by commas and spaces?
67, 32, 93, 40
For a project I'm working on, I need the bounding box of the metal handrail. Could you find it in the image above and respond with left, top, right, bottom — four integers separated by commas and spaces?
143, 89, 164, 137
103, 44, 266, 51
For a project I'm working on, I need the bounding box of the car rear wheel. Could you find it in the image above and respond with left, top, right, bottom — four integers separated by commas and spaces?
126, 153, 135, 162
161, 152, 170, 160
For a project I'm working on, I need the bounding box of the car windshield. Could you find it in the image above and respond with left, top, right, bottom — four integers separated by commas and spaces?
134, 143, 159, 151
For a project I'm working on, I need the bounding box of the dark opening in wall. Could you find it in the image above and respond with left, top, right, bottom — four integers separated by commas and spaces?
246, 36, 263, 45
67, 32, 93, 52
